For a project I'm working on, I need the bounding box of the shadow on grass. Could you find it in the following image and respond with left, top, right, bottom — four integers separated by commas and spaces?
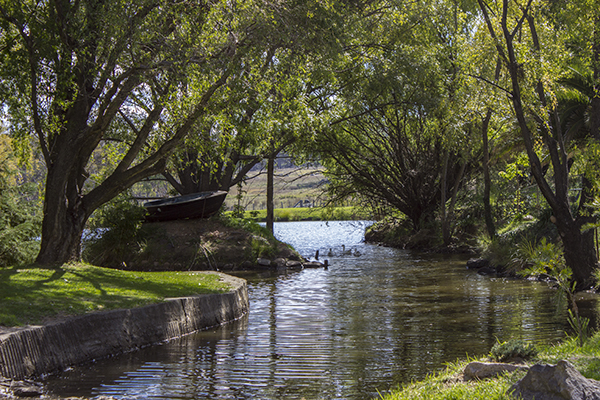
0, 265, 227, 326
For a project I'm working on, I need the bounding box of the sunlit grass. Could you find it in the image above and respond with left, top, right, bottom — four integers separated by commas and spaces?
234, 206, 371, 222
379, 333, 600, 400
0, 263, 230, 327
379, 359, 520, 400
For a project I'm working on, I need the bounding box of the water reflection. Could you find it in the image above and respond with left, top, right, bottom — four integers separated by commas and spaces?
44, 221, 591, 400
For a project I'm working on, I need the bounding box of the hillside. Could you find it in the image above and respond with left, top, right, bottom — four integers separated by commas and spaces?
224, 165, 328, 211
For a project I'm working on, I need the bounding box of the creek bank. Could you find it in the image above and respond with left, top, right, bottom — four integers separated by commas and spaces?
364, 222, 477, 254
462, 359, 600, 400
86, 218, 306, 272
0, 272, 248, 397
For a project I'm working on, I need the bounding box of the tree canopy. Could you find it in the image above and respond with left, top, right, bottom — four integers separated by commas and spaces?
1, 0, 600, 286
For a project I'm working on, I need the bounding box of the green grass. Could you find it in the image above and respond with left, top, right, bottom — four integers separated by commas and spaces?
0, 263, 230, 327
235, 206, 371, 222
379, 334, 600, 400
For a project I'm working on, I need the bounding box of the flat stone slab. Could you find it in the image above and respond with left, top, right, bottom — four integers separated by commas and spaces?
464, 361, 528, 380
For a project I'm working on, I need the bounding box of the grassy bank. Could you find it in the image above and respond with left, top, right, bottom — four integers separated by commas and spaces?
235, 206, 372, 222
0, 263, 230, 327
379, 334, 600, 400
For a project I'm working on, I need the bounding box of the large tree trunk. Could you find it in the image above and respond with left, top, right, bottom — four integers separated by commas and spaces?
35, 134, 93, 265
36, 196, 88, 266
556, 216, 597, 288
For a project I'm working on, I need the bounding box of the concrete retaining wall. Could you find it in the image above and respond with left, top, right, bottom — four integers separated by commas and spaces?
0, 273, 248, 380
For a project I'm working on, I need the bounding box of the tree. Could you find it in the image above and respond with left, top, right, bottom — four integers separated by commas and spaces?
0, 0, 351, 266
0, 134, 40, 266
313, 0, 477, 238
477, 0, 599, 288
0, 0, 243, 266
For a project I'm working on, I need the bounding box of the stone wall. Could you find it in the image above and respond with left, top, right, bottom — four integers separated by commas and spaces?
0, 273, 248, 380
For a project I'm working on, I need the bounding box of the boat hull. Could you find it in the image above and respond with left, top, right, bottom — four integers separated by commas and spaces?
143, 191, 228, 222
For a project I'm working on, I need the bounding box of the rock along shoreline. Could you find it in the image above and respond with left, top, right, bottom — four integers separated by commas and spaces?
0, 272, 248, 381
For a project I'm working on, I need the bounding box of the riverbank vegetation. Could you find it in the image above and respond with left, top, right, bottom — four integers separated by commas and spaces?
232, 205, 370, 222
380, 333, 600, 400
0, 264, 230, 327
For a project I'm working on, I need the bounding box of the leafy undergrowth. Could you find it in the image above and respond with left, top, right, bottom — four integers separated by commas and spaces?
379, 334, 600, 400
0, 263, 230, 327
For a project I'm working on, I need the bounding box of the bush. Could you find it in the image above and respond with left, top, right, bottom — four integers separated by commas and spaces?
0, 138, 41, 267
83, 195, 147, 266
490, 339, 538, 362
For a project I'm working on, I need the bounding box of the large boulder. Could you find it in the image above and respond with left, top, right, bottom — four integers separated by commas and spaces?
510, 360, 600, 400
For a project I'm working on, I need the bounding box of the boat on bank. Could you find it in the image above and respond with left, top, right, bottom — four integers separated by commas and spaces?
143, 190, 228, 222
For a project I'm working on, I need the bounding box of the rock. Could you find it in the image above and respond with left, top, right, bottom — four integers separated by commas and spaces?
477, 266, 497, 276
466, 258, 490, 269
285, 260, 303, 269
303, 261, 325, 268
273, 258, 287, 268
9, 380, 43, 397
464, 361, 527, 380
256, 258, 272, 267
510, 360, 600, 400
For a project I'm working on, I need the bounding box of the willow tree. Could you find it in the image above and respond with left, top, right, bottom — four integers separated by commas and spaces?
313, 0, 479, 238
477, 0, 600, 288
0, 0, 347, 266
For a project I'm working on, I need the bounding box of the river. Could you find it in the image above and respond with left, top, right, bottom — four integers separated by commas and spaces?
43, 220, 594, 399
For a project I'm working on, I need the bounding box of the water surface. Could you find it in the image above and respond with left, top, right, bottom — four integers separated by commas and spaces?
45, 221, 586, 399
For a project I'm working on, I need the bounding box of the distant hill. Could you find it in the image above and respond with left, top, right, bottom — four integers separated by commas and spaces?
225, 165, 328, 211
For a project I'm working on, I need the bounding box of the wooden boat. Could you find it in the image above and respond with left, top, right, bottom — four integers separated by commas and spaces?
143, 191, 228, 222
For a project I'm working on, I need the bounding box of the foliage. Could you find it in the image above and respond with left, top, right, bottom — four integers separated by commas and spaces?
0, 0, 354, 266
381, 330, 600, 400
513, 237, 591, 346
217, 214, 280, 259
490, 339, 538, 362
82, 195, 147, 266
476, 0, 600, 288
0, 135, 41, 267
0, 263, 229, 327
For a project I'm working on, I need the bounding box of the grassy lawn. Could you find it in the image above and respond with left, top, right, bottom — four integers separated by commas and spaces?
235, 206, 372, 222
0, 263, 231, 327
380, 334, 600, 400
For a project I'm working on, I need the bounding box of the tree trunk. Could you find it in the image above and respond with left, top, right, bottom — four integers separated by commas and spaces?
35, 157, 91, 265
556, 217, 597, 289
266, 154, 275, 233
481, 109, 496, 238
441, 150, 451, 245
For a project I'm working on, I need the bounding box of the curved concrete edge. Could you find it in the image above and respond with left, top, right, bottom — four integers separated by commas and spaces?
0, 272, 248, 380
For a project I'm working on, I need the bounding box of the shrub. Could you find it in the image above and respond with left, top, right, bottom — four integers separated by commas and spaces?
490, 339, 538, 362
83, 195, 147, 266
0, 138, 41, 267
